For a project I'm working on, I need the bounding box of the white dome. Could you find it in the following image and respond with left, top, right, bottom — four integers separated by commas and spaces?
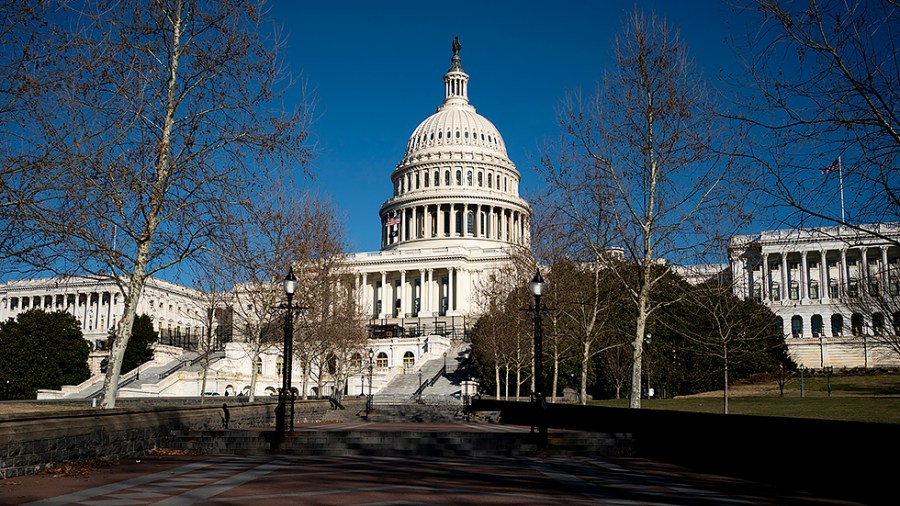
404, 106, 508, 159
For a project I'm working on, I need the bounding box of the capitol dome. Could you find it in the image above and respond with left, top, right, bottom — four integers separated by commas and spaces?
379, 38, 531, 252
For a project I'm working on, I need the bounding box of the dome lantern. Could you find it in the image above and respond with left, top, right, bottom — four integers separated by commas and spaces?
443, 36, 469, 106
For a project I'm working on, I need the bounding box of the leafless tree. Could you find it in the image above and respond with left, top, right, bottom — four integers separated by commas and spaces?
668, 278, 789, 414
538, 10, 737, 408
842, 280, 900, 361
738, 0, 899, 243
2, 0, 313, 408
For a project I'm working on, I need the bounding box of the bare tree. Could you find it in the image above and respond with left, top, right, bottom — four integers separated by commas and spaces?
843, 281, 900, 361
738, 0, 899, 242
293, 197, 365, 400
669, 278, 790, 413
3, 1, 313, 408
538, 10, 736, 408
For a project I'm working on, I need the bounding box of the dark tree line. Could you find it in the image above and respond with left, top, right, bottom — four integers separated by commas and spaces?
470, 261, 794, 407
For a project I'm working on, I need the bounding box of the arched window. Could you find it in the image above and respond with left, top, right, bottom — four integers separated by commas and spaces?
467, 170, 473, 186
873, 313, 885, 336
831, 314, 843, 337
434, 170, 440, 186
477, 172, 483, 186
775, 317, 784, 336
791, 315, 803, 338
466, 211, 475, 235
487, 172, 493, 188
809, 280, 820, 299
455, 210, 463, 235
415, 173, 420, 189
376, 352, 388, 368
811, 314, 823, 338
851, 313, 864, 336
403, 351, 415, 371
255, 357, 263, 375
455, 170, 462, 185
276, 356, 284, 377
424, 172, 430, 187
444, 170, 450, 186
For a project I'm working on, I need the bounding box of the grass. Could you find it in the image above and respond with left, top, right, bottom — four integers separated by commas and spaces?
590, 373, 900, 424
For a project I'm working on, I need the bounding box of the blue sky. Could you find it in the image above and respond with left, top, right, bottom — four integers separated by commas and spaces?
268, 1, 758, 252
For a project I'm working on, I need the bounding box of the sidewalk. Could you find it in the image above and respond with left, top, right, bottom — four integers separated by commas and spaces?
3, 442, 866, 505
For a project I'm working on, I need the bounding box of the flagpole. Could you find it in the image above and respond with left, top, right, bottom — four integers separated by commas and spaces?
838, 156, 846, 224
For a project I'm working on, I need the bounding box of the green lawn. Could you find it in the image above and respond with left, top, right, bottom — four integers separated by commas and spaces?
589, 374, 900, 424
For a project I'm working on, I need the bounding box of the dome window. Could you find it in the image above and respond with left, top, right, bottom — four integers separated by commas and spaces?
481, 133, 485, 140
455, 130, 460, 138
445, 170, 450, 185
455, 170, 462, 185
438, 131, 442, 139
464, 131, 469, 138
487, 173, 492, 188
467, 170, 473, 186
446, 130, 450, 139
424, 172, 430, 187
434, 170, 440, 186
430, 132, 434, 141
477, 172, 483, 187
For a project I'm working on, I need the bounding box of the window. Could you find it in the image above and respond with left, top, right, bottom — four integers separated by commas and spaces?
376, 352, 388, 368
831, 314, 843, 337
467, 170, 472, 186
434, 170, 440, 186
848, 279, 859, 298
276, 356, 284, 377
829, 281, 839, 298
789, 282, 799, 300
487, 172, 492, 188
444, 171, 450, 186
455, 170, 461, 185
403, 351, 415, 371
770, 282, 781, 301
775, 317, 784, 336
424, 172, 429, 187
256, 357, 263, 375
791, 315, 803, 338
873, 313, 885, 336
851, 313, 864, 336
415, 173, 420, 189
466, 211, 474, 235
811, 314, 823, 337
809, 281, 819, 299
477, 172, 483, 187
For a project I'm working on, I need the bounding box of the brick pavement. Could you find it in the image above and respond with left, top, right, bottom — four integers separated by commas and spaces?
3, 453, 868, 505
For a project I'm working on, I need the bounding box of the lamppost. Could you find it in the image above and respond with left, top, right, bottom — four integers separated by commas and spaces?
360, 374, 365, 396
276, 267, 297, 442
367, 348, 375, 415
529, 269, 547, 449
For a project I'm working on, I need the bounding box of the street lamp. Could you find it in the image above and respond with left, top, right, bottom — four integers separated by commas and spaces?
276, 267, 297, 442
529, 269, 547, 449
367, 348, 375, 416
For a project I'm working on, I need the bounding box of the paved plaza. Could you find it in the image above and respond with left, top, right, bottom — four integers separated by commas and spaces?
4, 452, 866, 505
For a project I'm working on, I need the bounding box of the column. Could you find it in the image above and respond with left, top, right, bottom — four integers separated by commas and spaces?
801, 251, 809, 301
840, 249, 848, 297
781, 251, 790, 302
860, 247, 869, 286
881, 246, 890, 288
424, 205, 432, 238
427, 269, 435, 316
820, 250, 829, 303
380, 272, 387, 318
399, 270, 407, 317
419, 269, 426, 316
437, 205, 444, 238
399, 209, 407, 242
762, 253, 769, 300
448, 267, 455, 313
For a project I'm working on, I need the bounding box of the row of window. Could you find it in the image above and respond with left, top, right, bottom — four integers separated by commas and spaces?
779, 312, 900, 338
408, 128, 503, 151
395, 168, 510, 195
754, 278, 900, 301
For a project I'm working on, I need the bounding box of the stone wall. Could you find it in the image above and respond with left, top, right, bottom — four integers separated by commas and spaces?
0, 399, 350, 479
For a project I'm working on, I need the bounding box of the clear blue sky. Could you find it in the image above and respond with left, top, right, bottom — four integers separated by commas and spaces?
268, 1, 756, 253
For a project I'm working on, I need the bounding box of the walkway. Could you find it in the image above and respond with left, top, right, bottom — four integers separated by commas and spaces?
4, 424, 866, 506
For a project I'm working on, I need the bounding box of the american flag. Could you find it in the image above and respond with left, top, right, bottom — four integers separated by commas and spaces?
385, 214, 400, 227
822, 159, 840, 174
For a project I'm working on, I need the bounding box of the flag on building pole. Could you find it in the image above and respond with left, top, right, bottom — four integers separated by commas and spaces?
822, 157, 845, 223
385, 213, 400, 227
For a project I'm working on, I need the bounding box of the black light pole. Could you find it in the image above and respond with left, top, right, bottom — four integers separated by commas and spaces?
367, 349, 375, 415
275, 267, 297, 442
529, 270, 547, 449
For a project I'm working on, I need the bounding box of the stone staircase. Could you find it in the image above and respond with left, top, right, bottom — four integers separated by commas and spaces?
377, 341, 472, 405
